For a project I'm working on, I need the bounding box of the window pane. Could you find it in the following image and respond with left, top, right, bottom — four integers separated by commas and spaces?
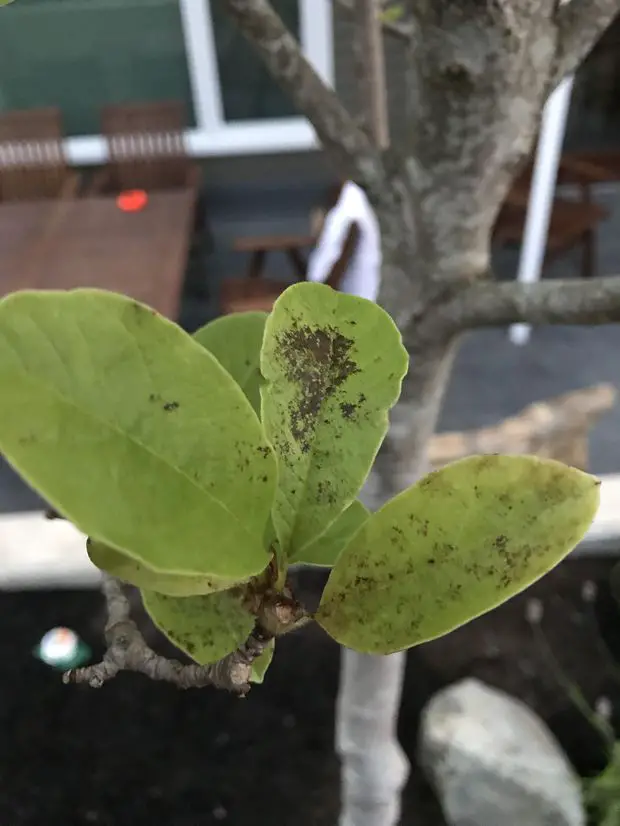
0, 0, 195, 136
210, 0, 300, 122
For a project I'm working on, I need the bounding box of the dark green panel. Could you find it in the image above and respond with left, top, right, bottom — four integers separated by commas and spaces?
0, 0, 195, 135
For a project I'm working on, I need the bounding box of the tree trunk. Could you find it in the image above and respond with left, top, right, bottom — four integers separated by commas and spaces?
334, 169, 499, 826
219, 4, 620, 825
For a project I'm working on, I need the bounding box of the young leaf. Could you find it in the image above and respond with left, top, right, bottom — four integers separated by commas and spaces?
292, 500, 369, 567
0, 289, 276, 580
260, 282, 408, 557
141, 588, 255, 665
193, 312, 267, 414
87, 539, 242, 597
250, 640, 275, 684
317, 455, 600, 655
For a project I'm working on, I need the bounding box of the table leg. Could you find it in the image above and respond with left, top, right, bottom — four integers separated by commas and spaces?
249, 249, 266, 279
581, 228, 596, 279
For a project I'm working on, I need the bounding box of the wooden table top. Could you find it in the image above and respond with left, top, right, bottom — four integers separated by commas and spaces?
0, 189, 195, 319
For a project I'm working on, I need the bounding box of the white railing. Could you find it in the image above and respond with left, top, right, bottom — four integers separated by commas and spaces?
1, 473, 619, 590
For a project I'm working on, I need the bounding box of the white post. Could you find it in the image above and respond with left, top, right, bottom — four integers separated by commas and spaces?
337, 648, 409, 826
509, 73, 575, 346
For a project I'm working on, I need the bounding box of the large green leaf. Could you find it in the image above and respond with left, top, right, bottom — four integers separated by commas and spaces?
292, 500, 369, 566
193, 312, 267, 414
141, 588, 255, 665
87, 539, 241, 596
260, 282, 408, 557
317, 455, 600, 654
0, 289, 276, 580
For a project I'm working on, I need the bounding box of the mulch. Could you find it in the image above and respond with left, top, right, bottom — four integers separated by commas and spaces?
0, 558, 618, 826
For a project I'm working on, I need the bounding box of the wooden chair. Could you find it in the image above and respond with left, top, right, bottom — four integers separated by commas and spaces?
494, 156, 609, 279
90, 100, 201, 195
0, 107, 80, 202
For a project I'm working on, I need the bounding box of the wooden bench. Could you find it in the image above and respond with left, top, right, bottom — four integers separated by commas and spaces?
219, 277, 288, 315
233, 232, 315, 280
495, 156, 610, 279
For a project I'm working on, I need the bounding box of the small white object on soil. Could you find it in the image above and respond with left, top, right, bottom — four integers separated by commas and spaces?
35, 627, 91, 669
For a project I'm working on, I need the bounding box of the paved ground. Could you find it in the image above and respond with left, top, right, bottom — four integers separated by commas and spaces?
2, 184, 620, 511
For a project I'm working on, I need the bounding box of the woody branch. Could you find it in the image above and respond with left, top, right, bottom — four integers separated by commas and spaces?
433, 275, 620, 337
63, 574, 272, 694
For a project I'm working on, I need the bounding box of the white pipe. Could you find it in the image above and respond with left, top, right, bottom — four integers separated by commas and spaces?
509, 74, 576, 346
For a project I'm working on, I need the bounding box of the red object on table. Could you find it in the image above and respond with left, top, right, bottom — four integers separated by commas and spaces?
116, 189, 148, 212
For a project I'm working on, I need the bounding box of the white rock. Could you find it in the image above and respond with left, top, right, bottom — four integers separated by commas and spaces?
419, 677, 585, 826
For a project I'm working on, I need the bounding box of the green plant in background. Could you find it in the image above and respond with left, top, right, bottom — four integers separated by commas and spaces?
526, 584, 620, 826
586, 743, 620, 826
0, 283, 601, 692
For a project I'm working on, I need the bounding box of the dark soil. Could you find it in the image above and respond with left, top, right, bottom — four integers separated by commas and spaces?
1, 557, 619, 826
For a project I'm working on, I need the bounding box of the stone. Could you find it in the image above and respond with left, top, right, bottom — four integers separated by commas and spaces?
428, 382, 616, 472
419, 678, 586, 826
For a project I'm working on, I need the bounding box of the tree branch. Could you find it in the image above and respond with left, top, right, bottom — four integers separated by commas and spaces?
222, 0, 383, 187
334, 0, 414, 42
551, 0, 620, 90
63, 575, 271, 694
438, 275, 620, 335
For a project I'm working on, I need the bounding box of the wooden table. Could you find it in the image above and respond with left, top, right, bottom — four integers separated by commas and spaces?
0, 201, 55, 294
233, 233, 315, 280
0, 189, 195, 319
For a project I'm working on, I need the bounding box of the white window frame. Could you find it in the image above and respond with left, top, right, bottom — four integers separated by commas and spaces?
63, 0, 333, 165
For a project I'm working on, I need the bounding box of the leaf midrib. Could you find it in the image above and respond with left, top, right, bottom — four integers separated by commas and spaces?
2, 365, 255, 540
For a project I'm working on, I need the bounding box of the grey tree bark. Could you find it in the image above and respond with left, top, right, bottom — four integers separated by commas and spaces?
223, 2, 620, 824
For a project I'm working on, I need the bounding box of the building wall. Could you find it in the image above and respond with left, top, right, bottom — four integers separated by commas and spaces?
0, 2, 619, 196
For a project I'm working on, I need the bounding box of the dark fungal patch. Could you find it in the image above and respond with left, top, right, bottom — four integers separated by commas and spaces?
275, 323, 360, 452
163, 401, 179, 412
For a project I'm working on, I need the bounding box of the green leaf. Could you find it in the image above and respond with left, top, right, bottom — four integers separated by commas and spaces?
260, 282, 408, 557
380, 4, 404, 23
317, 455, 600, 655
292, 499, 369, 567
193, 312, 267, 414
87, 539, 241, 596
0, 289, 276, 580
250, 640, 275, 684
141, 588, 254, 665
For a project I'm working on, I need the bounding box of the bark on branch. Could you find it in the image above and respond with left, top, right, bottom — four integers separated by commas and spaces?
222, 0, 384, 186
551, 0, 620, 90
438, 275, 620, 334
63, 575, 271, 694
